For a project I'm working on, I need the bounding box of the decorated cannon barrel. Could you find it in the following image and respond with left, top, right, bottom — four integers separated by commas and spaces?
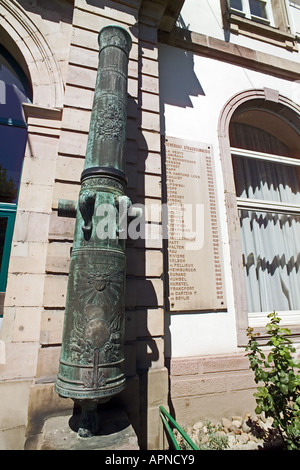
55, 25, 132, 437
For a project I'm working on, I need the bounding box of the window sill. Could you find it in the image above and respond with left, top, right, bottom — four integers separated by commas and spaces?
229, 13, 298, 51
250, 324, 300, 345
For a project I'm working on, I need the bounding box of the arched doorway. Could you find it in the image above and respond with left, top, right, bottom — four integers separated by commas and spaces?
0, 45, 32, 318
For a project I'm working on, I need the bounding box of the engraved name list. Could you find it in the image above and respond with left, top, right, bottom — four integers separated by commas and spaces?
165, 136, 225, 312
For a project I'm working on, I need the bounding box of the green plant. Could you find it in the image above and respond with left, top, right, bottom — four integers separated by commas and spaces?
176, 421, 229, 450
246, 312, 300, 450
198, 421, 229, 450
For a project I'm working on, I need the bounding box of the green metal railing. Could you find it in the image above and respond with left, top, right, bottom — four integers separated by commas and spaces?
159, 406, 199, 450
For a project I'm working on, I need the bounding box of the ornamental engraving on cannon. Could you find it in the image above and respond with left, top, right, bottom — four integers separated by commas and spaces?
55, 25, 132, 438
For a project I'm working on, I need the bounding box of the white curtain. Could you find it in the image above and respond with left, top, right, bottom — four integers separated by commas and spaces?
233, 155, 300, 204
230, 122, 300, 316
233, 155, 300, 313
239, 209, 300, 313
230, 122, 290, 156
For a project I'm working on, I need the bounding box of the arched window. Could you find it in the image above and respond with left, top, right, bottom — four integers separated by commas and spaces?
0, 45, 32, 313
229, 101, 300, 326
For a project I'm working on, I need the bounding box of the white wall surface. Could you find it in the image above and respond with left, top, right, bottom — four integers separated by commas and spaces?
180, 0, 300, 64
179, 0, 224, 40
159, 43, 300, 357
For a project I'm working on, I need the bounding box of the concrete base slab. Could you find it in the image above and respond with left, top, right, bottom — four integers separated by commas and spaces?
39, 408, 139, 450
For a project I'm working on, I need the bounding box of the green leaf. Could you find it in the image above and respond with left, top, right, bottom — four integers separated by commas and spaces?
271, 337, 279, 347
245, 312, 300, 448
267, 352, 273, 363
279, 383, 288, 395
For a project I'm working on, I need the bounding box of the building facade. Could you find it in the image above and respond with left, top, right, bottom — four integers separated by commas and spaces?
0, 0, 299, 450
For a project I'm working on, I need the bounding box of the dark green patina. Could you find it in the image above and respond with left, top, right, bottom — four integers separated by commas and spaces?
55, 25, 132, 437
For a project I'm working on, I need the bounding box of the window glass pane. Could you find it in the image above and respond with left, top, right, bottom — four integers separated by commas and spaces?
239, 209, 300, 312
230, 0, 244, 11
249, 0, 268, 19
230, 123, 290, 156
232, 156, 300, 204
0, 125, 27, 203
0, 46, 32, 123
0, 47, 31, 304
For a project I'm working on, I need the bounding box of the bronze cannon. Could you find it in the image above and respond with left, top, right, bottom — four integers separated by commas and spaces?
55, 25, 133, 437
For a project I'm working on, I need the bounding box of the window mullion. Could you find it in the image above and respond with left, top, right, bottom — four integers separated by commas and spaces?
244, 0, 274, 25
244, 0, 251, 17
237, 197, 300, 214
229, 0, 246, 16
231, 147, 300, 167
264, 0, 275, 26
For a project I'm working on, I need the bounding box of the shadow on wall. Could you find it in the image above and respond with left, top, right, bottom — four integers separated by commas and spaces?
158, 24, 205, 135
121, 88, 161, 449
158, 19, 206, 357
18, 0, 73, 23
159, 44, 205, 111
160, 13, 205, 109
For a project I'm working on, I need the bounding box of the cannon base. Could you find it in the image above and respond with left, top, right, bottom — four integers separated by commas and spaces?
30, 406, 139, 450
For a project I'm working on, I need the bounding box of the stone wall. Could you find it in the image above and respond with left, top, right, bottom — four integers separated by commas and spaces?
1, 0, 299, 452
0, 0, 175, 451
38, 0, 168, 450
0, 0, 73, 449
168, 353, 258, 428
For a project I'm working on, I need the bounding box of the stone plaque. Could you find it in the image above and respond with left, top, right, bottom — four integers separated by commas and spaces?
165, 136, 226, 311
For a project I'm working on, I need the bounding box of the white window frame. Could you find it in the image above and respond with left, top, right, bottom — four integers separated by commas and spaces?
230, 0, 275, 26
231, 147, 300, 327
286, 0, 300, 37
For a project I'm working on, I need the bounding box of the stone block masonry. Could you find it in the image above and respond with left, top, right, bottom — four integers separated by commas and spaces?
0, 0, 183, 450
168, 353, 258, 427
